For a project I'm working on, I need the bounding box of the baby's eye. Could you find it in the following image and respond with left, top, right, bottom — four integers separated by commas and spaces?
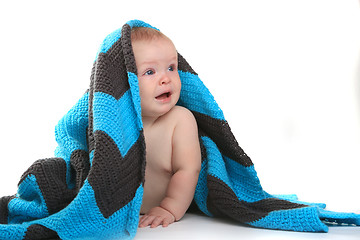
168, 65, 176, 72
144, 69, 154, 76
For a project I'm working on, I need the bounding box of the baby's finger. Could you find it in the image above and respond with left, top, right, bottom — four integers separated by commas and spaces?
139, 215, 155, 228
162, 218, 171, 227
150, 216, 163, 228
139, 215, 148, 226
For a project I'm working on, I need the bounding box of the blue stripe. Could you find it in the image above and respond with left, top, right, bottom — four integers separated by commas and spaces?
8, 175, 49, 224
33, 180, 143, 239
126, 19, 159, 31
202, 137, 230, 183
89, 149, 94, 166
1, 180, 142, 239
318, 208, 360, 225
201, 137, 268, 203
54, 92, 89, 155
92, 90, 141, 157
224, 156, 267, 202
177, 71, 225, 120
249, 207, 328, 232
0, 224, 27, 240
54, 92, 89, 186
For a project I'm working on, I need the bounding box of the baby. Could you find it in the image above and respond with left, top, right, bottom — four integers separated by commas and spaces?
131, 27, 201, 228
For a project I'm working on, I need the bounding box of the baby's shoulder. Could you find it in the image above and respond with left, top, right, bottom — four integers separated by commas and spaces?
168, 106, 196, 124
166, 106, 198, 138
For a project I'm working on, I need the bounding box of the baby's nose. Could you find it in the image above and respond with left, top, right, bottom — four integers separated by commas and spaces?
160, 74, 171, 85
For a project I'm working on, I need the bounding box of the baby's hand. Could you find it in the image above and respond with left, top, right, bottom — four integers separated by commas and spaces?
139, 206, 176, 228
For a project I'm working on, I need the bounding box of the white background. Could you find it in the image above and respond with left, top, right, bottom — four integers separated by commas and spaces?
0, 0, 359, 239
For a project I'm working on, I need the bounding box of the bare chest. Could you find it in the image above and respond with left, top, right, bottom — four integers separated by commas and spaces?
140, 126, 174, 213
143, 129, 173, 173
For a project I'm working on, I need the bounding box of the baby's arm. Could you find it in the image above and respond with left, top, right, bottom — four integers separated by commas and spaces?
139, 108, 201, 228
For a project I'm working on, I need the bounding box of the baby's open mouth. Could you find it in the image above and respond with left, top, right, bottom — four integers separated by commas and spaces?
155, 92, 171, 100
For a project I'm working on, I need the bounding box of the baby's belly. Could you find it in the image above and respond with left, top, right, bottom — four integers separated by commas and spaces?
140, 168, 172, 214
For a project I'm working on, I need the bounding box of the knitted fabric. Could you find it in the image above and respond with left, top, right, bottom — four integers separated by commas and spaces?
0, 20, 359, 240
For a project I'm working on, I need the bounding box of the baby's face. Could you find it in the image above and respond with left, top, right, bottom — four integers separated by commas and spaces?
133, 37, 181, 119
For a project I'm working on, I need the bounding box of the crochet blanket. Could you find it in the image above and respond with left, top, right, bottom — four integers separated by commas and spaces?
0, 20, 359, 240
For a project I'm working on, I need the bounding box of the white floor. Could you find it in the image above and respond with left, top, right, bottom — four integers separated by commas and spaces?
136, 213, 360, 240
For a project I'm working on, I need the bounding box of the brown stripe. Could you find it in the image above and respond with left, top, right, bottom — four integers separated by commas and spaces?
207, 175, 305, 223
70, 150, 90, 190
88, 130, 146, 218
178, 53, 197, 75
24, 224, 60, 240
19, 158, 77, 215
0, 195, 15, 224
121, 24, 137, 75
194, 111, 253, 167
94, 42, 130, 100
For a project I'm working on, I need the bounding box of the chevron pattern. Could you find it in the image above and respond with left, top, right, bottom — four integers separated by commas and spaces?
0, 20, 359, 239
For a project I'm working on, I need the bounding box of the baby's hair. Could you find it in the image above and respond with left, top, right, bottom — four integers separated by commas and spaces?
131, 27, 170, 42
